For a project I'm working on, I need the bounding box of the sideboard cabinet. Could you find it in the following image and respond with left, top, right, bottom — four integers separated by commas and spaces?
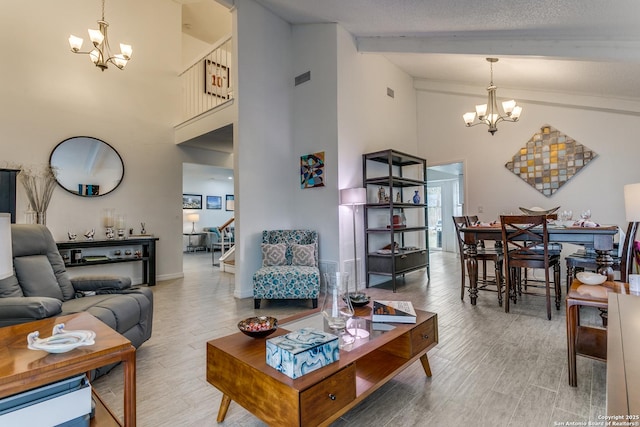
363, 149, 430, 292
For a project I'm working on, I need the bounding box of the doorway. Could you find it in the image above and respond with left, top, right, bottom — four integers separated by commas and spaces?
427, 162, 464, 253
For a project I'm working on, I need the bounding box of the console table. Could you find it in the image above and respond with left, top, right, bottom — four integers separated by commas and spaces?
57, 236, 159, 286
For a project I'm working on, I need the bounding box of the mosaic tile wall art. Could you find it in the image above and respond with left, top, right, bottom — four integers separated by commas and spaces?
505, 125, 597, 197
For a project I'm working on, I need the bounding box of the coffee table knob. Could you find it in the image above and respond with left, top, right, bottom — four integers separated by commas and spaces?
328, 393, 336, 400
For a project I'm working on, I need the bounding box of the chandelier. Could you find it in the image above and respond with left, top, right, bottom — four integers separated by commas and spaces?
68, 0, 132, 71
462, 58, 522, 135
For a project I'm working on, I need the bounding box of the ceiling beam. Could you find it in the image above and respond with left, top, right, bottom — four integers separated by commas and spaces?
357, 35, 640, 63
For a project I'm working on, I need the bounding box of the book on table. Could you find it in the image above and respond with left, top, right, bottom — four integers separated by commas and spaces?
372, 300, 416, 323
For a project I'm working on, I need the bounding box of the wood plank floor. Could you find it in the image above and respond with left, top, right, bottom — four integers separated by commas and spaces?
93, 251, 606, 426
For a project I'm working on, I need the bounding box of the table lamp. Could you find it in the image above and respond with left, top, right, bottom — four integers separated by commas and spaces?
624, 183, 640, 221
0, 213, 13, 280
340, 188, 367, 298
187, 213, 200, 234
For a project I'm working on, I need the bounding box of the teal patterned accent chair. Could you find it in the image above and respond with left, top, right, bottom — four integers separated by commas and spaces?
253, 230, 320, 309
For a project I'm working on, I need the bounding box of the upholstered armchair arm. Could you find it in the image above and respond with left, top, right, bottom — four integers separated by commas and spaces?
71, 276, 132, 292
0, 297, 63, 326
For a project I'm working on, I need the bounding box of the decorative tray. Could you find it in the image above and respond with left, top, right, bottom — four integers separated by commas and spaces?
27, 323, 96, 353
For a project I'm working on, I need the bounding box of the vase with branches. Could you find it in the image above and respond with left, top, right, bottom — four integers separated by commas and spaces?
19, 165, 57, 225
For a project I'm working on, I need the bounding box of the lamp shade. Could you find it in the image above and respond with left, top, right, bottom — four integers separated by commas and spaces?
624, 183, 640, 221
0, 213, 13, 280
186, 213, 200, 223
340, 188, 366, 205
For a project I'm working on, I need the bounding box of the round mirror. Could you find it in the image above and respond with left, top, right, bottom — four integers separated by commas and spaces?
49, 136, 124, 197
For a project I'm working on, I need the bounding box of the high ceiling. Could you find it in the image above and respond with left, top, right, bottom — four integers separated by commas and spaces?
248, 0, 640, 101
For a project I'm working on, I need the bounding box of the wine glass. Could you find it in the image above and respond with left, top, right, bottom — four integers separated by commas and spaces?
581, 209, 591, 221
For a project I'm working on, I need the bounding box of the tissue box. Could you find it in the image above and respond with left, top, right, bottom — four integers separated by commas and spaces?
266, 327, 339, 379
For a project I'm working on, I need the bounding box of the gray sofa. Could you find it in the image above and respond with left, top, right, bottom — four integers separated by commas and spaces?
0, 225, 153, 353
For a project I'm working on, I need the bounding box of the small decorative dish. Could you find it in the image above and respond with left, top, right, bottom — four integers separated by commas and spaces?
27, 323, 96, 353
576, 272, 607, 285
519, 206, 560, 216
347, 292, 371, 307
238, 316, 278, 338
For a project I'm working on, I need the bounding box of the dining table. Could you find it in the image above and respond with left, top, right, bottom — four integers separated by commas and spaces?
460, 223, 619, 305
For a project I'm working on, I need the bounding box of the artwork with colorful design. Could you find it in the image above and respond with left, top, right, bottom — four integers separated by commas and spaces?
505, 125, 598, 197
300, 152, 325, 189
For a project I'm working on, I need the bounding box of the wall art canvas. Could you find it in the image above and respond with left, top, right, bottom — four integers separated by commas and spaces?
300, 152, 325, 189
225, 194, 234, 211
206, 195, 222, 210
183, 194, 202, 209
505, 125, 598, 197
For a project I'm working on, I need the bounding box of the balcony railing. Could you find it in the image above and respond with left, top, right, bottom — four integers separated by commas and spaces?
179, 35, 233, 124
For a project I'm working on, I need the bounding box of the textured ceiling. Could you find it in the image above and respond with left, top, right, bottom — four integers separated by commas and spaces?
250, 0, 640, 100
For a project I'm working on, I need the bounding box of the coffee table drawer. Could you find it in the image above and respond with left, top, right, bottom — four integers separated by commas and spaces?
410, 316, 436, 355
300, 364, 356, 425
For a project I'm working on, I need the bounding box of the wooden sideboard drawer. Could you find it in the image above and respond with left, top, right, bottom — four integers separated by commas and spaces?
410, 316, 436, 355
300, 364, 356, 425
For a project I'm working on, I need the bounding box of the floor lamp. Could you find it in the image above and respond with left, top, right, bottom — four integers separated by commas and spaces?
340, 188, 367, 298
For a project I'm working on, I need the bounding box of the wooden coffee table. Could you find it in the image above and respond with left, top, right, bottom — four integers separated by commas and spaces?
0, 312, 136, 426
206, 308, 438, 426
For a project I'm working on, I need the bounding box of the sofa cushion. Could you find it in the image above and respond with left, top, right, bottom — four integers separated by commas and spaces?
253, 265, 320, 299
0, 275, 24, 298
262, 243, 287, 266
13, 255, 64, 300
291, 244, 316, 266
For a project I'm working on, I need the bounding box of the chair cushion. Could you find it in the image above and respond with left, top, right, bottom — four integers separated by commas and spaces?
0, 275, 24, 298
13, 255, 64, 300
291, 244, 316, 266
253, 266, 320, 299
262, 243, 287, 266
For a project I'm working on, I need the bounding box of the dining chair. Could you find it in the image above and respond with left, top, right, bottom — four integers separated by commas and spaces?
453, 216, 504, 305
500, 214, 562, 320
565, 222, 639, 291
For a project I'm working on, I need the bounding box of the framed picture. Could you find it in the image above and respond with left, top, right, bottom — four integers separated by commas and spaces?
207, 195, 222, 210
300, 151, 325, 189
225, 194, 235, 211
204, 59, 230, 98
183, 194, 202, 209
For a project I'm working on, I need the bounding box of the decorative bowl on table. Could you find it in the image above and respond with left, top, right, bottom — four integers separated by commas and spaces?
347, 292, 371, 307
27, 323, 96, 353
519, 206, 560, 216
238, 316, 278, 338
576, 272, 607, 285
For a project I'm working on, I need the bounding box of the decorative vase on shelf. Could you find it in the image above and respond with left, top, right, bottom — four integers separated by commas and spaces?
413, 190, 421, 204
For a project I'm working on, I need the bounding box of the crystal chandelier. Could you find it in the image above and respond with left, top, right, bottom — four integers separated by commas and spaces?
68, 0, 132, 71
462, 58, 522, 135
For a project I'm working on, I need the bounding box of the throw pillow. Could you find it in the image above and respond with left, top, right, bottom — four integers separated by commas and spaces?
262, 243, 287, 266
291, 244, 316, 266
13, 255, 64, 300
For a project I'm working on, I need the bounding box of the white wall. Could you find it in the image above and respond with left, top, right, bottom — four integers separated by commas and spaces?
417, 82, 640, 234
291, 24, 340, 270
233, 0, 294, 297
336, 27, 419, 289
0, 0, 185, 284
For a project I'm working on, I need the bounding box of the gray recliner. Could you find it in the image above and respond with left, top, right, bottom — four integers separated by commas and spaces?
0, 225, 153, 352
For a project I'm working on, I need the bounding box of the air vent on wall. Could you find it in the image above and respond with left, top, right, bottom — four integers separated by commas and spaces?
295, 71, 311, 86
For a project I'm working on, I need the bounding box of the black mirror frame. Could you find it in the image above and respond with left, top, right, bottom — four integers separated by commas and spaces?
49, 136, 125, 197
